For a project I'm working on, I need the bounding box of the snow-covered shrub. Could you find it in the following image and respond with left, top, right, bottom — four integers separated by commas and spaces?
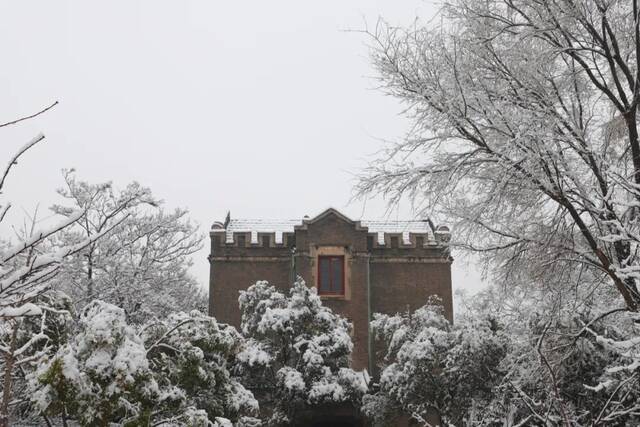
29, 300, 158, 426
5, 291, 74, 421
29, 301, 260, 426
142, 309, 259, 425
365, 298, 507, 426
237, 279, 368, 425
472, 307, 640, 426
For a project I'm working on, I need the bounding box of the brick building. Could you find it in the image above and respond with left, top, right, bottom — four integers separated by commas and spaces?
208, 208, 452, 374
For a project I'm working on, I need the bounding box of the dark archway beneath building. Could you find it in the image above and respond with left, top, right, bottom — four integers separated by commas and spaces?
308, 415, 362, 427
294, 402, 364, 427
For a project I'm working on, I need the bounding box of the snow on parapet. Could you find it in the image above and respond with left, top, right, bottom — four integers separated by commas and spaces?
221, 218, 302, 244
212, 211, 450, 248
361, 219, 435, 245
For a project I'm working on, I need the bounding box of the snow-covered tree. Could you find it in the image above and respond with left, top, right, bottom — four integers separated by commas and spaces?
357, 4, 640, 419
5, 291, 74, 424
29, 300, 159, 426
50, 171, 205, 322
0, 103, 207, 425
363, 298, 507, 426
0, 103, 132, 427
453, 284, 640, 426
30, 301, 259, 426
142, 309, 259, 426
237, 279, 368, 426
478, 306, 640, 426
577, 311, 640, 425
357, 0, 640, 311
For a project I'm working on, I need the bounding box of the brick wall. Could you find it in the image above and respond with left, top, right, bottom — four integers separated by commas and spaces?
369, 256, 453, 320
208, 233, 292, 326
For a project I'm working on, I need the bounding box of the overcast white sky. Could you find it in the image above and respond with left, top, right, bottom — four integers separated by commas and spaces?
0, 1, 484, 294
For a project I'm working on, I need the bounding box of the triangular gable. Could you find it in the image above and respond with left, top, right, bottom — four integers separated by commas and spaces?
294, 207, 367, 231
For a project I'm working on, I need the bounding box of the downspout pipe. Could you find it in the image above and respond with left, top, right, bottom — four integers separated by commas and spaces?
290, 246, 297, 283
366, 253, 373, 376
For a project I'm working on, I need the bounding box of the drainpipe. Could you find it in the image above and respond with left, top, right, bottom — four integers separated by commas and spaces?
366, 253, 373, 377
290, 246, 297, 283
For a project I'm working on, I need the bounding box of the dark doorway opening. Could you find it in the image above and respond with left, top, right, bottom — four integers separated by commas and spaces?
308, 416, 361, 427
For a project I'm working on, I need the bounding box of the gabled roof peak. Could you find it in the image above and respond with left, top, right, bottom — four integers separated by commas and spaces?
293, 207, 366, 232
303, 207, 355, 225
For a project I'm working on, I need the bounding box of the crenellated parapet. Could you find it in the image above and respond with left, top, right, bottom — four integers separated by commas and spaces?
210, 209, 451, 252
210, 218, 297, 250
362, 221, 450, 250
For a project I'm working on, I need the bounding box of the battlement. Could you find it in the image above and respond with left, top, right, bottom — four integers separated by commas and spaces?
210, 209, 451, 250
211, 218, 298, 249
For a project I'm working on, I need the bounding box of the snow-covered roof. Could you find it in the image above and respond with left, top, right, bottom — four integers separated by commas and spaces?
224, 219, 302, 244
216, 211, 440, 245
361, 220, 432, 233
361, 220, 432, 245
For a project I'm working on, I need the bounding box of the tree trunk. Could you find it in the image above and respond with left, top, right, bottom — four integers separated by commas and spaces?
0, 324, 18, 427
626, 107, 640, 187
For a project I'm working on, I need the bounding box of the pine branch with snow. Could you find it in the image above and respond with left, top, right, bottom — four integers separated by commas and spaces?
27, 300, 159, 426
27, 301, 260, 426
142, 309, 259, 424
237, 279, 368, 426
364, 298, 507, 426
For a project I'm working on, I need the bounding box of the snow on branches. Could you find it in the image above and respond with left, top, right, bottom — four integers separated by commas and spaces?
358, 0, 640, 311
354, 2, 640, 422
142, 309, 259, 424
363, 298, 507, 426
29, 300, 158, 426
0, 109, 132, 426
29, 301, 259, 426
49, 171, 206, 323
237, 279, 368, 426
445, 288, 640, 425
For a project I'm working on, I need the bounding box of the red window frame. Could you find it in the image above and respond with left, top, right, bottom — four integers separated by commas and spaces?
317, 255, 345, 296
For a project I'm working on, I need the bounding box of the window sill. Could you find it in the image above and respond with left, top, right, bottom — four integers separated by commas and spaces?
319, 294, 347, 300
